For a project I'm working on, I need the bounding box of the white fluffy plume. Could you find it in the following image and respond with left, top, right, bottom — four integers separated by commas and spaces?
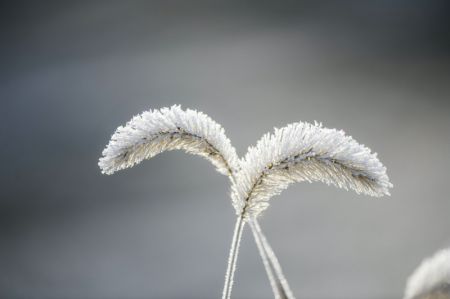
404, 248, 450, 299
99, 107, 393, 299
99, 105, 239, 178
232, 121, 392, 217
99, 105, 293, 299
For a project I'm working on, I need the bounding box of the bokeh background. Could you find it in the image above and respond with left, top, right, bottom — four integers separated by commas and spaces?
1, 1, 450, 298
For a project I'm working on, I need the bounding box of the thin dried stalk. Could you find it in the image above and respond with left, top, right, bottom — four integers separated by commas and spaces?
249, 218, 294, 299
222, 217, 245, 299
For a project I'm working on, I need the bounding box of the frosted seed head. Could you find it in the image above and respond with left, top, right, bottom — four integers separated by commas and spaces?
404, 249, 450, 299
233, 121, 392, 218
99, 105, 239, 179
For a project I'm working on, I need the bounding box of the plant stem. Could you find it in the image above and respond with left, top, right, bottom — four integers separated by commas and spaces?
225, 178, 293, 298
251, 218, 295, 299
248, 218, 280, 298
222, 216, 245, 299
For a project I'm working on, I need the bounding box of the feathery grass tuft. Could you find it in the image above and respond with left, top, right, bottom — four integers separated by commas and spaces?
404, 248, 450, 299
99, 106, 393, 299
232, 121, 392, 218
99, 105, 239, 178
99, 105, 293, 299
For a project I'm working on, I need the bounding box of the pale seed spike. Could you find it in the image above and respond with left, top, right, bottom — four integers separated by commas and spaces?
234, 121, 392, 218
404, 248, 450, 299
99, 105, 239, 184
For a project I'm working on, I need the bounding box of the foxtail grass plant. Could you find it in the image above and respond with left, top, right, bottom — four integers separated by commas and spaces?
99, 105, 392, 298
404, 248, 450, 299
99, 105, 291, 298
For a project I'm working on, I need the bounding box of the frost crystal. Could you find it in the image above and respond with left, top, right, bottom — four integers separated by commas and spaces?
404, 248, 450, 299
233, 121, 392, 217
99, 106, 393, 299
99, 105, 239, 178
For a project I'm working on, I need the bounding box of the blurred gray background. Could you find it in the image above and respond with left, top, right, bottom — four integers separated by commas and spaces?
1, 1, 450, 298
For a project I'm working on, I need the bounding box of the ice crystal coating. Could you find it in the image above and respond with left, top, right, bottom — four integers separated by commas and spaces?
99, 105, 240, 178
98, 105, 294, 298
232, 121, 392, 217
404, 249, 450, 299
99, 106, 393, 299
